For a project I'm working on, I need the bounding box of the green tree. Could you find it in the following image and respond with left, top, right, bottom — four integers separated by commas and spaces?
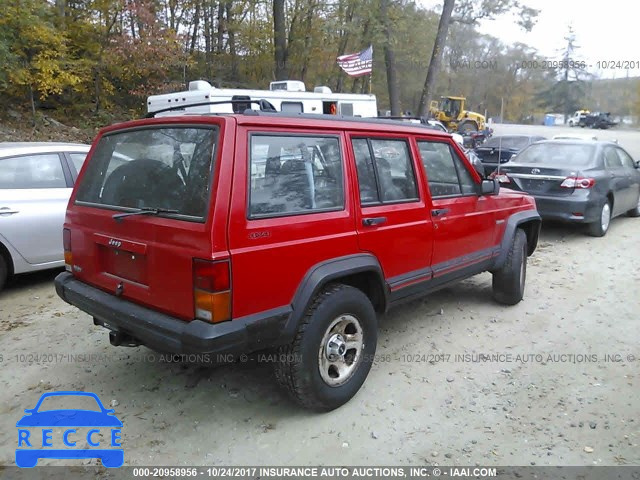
0, 0, 82, 122
535, 26, 589, 122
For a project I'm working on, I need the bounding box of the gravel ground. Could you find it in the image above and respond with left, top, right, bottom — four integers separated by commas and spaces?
0, 124, 639, 468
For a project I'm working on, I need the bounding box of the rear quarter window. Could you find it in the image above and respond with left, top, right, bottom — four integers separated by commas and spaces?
75, 126, 218, 221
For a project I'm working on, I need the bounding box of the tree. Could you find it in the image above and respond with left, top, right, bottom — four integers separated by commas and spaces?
0, 0, 82, 123
417, 0, 540, 116
417, 0, 455, 116
273, 0, 288, 80
380, 0, 400, 115
535, 26, 589, 122
452, 0, 539, 30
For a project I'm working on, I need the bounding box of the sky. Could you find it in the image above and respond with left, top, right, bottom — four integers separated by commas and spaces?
418, 0, 639, 79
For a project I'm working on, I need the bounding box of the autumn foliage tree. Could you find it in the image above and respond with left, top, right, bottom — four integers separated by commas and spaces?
0, 0, 82, 122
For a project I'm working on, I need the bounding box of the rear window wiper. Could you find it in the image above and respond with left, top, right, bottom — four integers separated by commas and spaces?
112, 207, 179, 222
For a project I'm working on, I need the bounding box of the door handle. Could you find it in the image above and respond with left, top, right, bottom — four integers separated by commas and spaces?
431, 208, 450, 217
0, 207, 19, 215
362, 216, 387, 227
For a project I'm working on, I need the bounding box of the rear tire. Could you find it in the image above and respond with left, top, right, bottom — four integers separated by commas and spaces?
0, 254, 8, 292
492, 229, 527, 305
588, 200, 611, 237
627, 196, 640, 217
274, 284, 377, 411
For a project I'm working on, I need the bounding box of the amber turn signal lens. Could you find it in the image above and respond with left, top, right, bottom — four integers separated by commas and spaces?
64, 252, 73, 272
194, 290, 231, 323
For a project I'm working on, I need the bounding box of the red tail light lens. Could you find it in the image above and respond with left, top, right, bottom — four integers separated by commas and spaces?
63, 228, 72, 272
63, 228, 71, 251
193, 259, 231, 323
560, 177, 595, 189
193, 259, 230, 292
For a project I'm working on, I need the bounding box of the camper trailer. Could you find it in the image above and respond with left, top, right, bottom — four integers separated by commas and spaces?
147, 80, 378, 117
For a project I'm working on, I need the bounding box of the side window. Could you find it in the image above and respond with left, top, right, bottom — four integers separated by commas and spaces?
352, 138, 418, 205
418, 141, 476, 197
616, 148, 635, 169
248, 135, 344, 218
339, 103, 354, 116
68, 152, 88, 174
604, 147, 622, 168
281, 102, 303, 113
0, 153, 66, 189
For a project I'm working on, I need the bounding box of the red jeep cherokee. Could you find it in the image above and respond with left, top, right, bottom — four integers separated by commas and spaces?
55, 109, 540, 410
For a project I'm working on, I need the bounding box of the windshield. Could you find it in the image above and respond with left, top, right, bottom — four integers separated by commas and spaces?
36, 394, 102, 412
511, 143, 595, 166
483, 136, 531, 150
75, 126, 218, 221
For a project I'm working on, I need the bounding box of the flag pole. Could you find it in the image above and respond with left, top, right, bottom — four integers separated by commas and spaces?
368, 73, 372, 94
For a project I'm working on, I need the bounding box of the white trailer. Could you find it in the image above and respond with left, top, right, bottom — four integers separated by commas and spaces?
147, 80, 378, 117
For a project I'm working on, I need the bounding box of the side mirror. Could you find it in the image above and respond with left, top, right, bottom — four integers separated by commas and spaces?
480, 178, 500, 195
635, 160, 640, 169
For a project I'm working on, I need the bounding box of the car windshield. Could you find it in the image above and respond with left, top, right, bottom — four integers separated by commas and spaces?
511, 143, 595, 166
483, 136, 531, 150
75, 127, 218, 221
36, 394, 102, 412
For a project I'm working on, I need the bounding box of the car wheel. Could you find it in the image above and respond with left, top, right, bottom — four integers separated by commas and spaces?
0, 254, 8, 292
588, 200, 611, 237
492, 229, 527, 305
458, 120, 478, 134
274, 284, 377, 411
627, 195, 640, 218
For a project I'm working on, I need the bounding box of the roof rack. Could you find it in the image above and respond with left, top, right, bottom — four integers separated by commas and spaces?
145, 99, 277, 118
380, 115, 430, 123
145, 101, 450, 135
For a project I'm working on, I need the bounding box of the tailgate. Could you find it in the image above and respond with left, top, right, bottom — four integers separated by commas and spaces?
67, 124, 223, 320
68, 210, 211, 319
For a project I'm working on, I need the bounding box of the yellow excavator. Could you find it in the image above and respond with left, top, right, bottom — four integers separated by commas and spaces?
429, 96, 487, 134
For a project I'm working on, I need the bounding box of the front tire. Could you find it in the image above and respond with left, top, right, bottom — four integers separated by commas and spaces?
588, 200, 611, 236
274, 284, 377, 411
492, 229, 527, 305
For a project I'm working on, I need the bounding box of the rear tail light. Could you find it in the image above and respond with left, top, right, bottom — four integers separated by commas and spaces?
560, 177, 595, 189
63, 228, 72, 272
193, 259, 231, 323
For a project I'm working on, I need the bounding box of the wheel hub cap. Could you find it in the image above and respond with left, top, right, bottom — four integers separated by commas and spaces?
326, 334, 346, 360
318, 315, 364, 387
601, 203, 610, 231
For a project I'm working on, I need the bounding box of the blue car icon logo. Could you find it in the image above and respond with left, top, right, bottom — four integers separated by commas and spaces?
16, 391, 123, 468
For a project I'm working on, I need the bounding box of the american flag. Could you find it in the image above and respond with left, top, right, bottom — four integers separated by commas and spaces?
337, 45, 373, 77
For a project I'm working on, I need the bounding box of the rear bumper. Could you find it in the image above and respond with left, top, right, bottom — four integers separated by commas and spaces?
55, 272, 291, 355
532, 193, 601, 223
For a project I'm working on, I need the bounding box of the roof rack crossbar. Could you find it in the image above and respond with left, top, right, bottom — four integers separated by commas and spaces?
145, 99, 277, 118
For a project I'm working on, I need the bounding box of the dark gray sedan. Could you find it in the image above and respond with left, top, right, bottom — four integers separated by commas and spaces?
493, 140, 640, 236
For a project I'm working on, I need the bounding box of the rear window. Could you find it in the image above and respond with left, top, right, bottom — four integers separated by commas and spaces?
511, 143, 595, 167
483, 136, 531, 150
75, 126, 218, 221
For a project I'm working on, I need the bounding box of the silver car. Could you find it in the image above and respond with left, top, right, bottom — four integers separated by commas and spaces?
0, 142, 90, 290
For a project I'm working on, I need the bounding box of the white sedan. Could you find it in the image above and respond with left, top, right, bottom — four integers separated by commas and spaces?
0, 142, 90, 290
